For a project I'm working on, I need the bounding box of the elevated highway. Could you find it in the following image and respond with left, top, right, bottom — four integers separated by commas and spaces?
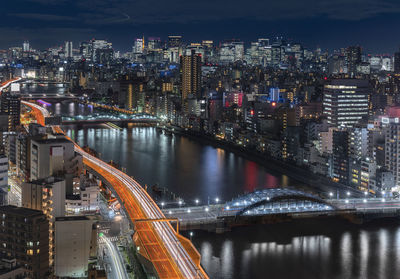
21, 98, 208, 278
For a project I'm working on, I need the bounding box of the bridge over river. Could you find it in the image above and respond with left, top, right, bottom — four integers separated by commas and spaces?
163, 188, 400, 233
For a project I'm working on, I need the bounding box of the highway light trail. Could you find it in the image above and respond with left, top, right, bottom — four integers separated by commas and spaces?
20, 97, 208, 279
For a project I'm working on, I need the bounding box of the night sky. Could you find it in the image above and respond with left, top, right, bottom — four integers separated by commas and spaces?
3, 0, 400, 53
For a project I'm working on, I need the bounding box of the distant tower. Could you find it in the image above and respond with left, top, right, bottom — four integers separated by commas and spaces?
394, 48, 400, 73
346, 46, 362, 75
168, 35, 182, 48
23, 41, 30, 52
64, 41, 73, 58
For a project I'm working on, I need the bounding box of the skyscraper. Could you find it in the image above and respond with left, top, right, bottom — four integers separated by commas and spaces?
0, 92, 20, 131
180, 50, 201, 104
385, 119, 400, 187
394, 49, 400, 73
168, 35, 182, 48
323, 79, 370, 128
346, 46, 362, 75
23, 41, 30, 52
64, 41, 73, 58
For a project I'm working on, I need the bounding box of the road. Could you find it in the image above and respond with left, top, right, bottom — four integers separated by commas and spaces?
21, 99, 208, 279
100, 235, 129, 279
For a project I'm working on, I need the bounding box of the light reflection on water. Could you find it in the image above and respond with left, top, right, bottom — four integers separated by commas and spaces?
191, 220, 400, 279
65, 126, 298, 202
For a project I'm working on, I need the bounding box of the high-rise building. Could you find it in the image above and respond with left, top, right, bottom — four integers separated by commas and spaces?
147, 37, 161, 50
22, 41, 30, 52
180, 50, 201, 105
22, 177, 66, 269
385, 119, 400, 187
323, 79, 370, 128
168, 35, 182, 48
0, 92, 20, 131
0, 205, 49, 279
64, 41, 73, 58
346, 46, 362, 75
133, 38, 144, 54
394, 49, 400, 73
332, 129, 349, 184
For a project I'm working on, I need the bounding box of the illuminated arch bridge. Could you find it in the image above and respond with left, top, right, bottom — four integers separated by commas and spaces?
223, 188, 336, 217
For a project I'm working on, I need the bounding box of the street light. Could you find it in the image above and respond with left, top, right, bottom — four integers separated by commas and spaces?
190, 231, 194, 241
364, 191, 368, 196
195, 199, 199, 205
178, 200, 183, 207
161, 202, 165, 209
215, 197, 219, 203
205, 207, 209, 212
329, 192, 333, 197
187, 209, 191, 213
346, 191, 351, 197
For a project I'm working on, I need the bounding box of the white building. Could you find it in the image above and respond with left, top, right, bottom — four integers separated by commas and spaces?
30, 137, 82, 195
55, 216, 94, 278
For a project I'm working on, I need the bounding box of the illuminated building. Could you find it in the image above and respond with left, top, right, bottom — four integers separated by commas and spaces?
384, 118, 400, 187
22, 177, 66, 269
394, 49, 400, 73
0, 92, 20, 132
323, 79, 370, 128
180, 50, 201, 108
168, 35, 182, 48
22, 41, 30, 52
346, 46, 361, 75
332, 129, 349, 184
0, 205, 49, 279
64, 41, 73, 58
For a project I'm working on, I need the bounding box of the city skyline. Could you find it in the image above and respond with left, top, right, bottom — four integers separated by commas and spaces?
2, 0, 400, 52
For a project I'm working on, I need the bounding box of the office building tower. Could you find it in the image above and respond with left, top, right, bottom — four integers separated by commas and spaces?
147, 37, 161, 50
394, 49, 400, 73
385, 120, 400, 187
0, 92, 20, 131
133, 38, 144, 54
64, 41, 73, 58
323, 79, 370, 128
168, 35, 182, 48
332, 129, 349, 184
346, 46, 362, 75
180, 50, 201, 104
0, 205, 49, 279
22, 41, 30, 52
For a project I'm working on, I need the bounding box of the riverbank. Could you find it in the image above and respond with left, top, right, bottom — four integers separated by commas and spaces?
164, 127, 361, 198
